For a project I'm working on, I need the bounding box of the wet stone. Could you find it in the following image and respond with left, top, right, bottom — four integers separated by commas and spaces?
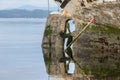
42, 2, 120, 80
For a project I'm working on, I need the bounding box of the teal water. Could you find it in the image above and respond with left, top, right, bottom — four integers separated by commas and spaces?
0, 18, 48, 80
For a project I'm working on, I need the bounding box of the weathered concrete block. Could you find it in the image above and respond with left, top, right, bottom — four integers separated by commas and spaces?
42, 2, 120, 80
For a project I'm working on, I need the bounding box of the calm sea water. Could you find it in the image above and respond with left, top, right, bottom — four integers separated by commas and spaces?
0, 18, 48, 80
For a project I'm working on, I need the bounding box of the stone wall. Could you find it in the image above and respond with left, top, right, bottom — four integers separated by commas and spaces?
42, 14, 70, 78
42, 2, 120, 80
73, 2, 120, 79
74, 2, 120, 27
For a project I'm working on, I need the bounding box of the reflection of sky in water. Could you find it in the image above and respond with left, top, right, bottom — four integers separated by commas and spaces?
67, 61, 75, 74
0, 18, 48, 80
66, 20, 75, 34
64, 20, 75, 49
65, 20, 75, 74
68, 20, 75, 32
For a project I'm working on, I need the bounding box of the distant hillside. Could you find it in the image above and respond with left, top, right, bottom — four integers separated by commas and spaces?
0, 9, 49, 18
18, 5, 57, 11
18, 5, 43, 10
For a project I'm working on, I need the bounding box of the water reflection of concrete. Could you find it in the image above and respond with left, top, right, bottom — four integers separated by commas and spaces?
41, 14, 84, 80
42, 28, 76, 79
42, 13, 120, 80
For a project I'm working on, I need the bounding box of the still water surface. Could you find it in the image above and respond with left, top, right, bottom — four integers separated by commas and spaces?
0, 18, 48, 80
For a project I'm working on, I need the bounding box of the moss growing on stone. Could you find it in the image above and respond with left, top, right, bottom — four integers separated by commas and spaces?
89, 24, 120, 34
44, 25, 52, 36
82, 67, 120, 79
44, 54, 52, 66
76, 23, 120, 78
80, 23, 120, 34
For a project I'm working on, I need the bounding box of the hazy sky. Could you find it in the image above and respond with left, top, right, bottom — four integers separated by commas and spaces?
0, 0, 56, 10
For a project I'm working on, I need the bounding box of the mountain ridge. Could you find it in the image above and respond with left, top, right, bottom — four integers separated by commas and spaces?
18, 5, 57, 11
0, 9, 50, 18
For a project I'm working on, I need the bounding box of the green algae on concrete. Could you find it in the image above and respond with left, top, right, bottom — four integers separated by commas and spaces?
74, 23, 120, 79
89, 24, 120, 34
80, 23, 120, 34
44, 25, 53, 36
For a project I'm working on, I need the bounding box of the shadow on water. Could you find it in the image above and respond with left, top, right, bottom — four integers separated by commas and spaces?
42, 19, 120, 80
